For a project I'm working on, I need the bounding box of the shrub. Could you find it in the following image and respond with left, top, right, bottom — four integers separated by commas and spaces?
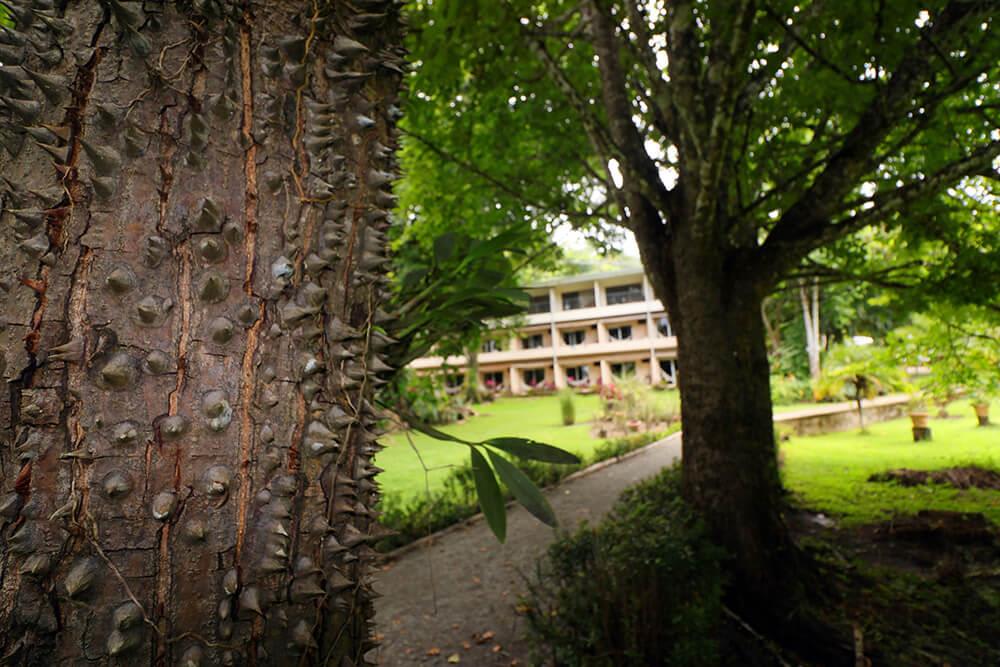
524, 465, 725, 666
560, 390, 576, 425
386, 368, 466, 425
770, 373, 812, 405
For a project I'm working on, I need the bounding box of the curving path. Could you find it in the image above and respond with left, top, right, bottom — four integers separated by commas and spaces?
373, 433, 683, 666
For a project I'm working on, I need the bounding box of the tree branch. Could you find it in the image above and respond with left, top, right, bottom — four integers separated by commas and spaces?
761, 139, 1000, 274
585, 0, 678, 222
757, 0, 993, 273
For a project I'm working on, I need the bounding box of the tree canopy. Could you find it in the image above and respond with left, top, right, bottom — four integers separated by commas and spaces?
402, 0, 1000, 302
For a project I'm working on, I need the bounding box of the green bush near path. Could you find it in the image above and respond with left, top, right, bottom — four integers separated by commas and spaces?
781, 404, 1000, 525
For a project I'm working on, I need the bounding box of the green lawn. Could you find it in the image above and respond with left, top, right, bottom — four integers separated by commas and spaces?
376, 392, 678, 500
781, 407, 1000, 525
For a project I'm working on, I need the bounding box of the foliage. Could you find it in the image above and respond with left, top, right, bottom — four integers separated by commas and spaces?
770, 373, 814, 406
888, 306, 1000, 403
813, 343, 910, 403
601, 375, 679, 425
524, 466, 725, 667
559, 389, 576, 425
384, 368, 465, 425
377, 428, 674, 551
780, 407, 1000, 525
399, 411, 580, 541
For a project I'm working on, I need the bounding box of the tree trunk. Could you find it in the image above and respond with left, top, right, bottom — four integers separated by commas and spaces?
0, 2, 403, 665
799, 279, 821, 381
666, 267, 797, 612
463, 339, 481, 404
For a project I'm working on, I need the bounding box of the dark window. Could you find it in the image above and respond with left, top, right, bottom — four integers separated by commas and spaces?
610, 362, 636, 377
523, 368, 545, 386
482, 339, 502, 353
528, 294, 551, 314
659, 359, 678, 383
482, 371, 505, 389
445, 374, 464, 388
562, 289, 595, 310
656, 316, 672, 337
608, 325, 632, 341
521, 333, 545, 349
562, 330, 586, 346
606, 283, 644, 305
565, 365, 590, 385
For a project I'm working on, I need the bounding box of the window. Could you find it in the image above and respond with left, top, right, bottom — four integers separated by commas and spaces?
608, 325, 632, 341
482, 339, 502, 353
606, 283, 644, 305
656, 316, 672, 337
659, 359, 678, 384
610, 362, 636, 378
565, 365, 590, 385
523, 368, 545, 387
445, 374, 464, 388
521, 333, 545, 349
482, 371, 504, 389
562, 330, 586, 346
528, 294, 550, 314
562, 289, 595, 310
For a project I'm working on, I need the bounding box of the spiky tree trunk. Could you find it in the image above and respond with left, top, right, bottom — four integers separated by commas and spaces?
0, 2, 403, 665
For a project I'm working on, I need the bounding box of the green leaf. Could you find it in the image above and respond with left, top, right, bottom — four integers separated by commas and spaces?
471, 447, 506, 542
484, 437, 580, 464
487, 449, 558, 528
401, 410, 470, 445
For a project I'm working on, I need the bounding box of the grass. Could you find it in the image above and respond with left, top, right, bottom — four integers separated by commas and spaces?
376, 391, 678, 500
781, 404, 1000, 525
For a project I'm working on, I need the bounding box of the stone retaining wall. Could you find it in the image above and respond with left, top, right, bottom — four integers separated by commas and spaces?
774, 395, 910, 436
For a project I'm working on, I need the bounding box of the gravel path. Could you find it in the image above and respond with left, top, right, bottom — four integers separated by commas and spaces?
373, 433, 683, 666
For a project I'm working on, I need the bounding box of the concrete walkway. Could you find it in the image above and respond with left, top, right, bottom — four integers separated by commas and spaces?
374, 433, 684, 666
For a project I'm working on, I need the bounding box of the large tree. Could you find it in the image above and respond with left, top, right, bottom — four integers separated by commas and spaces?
0, 1, 403, 664
402, 0, 1000, 630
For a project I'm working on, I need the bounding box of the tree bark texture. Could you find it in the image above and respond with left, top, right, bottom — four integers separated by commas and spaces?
0, 2, 404, 665
639, 226, 796, 613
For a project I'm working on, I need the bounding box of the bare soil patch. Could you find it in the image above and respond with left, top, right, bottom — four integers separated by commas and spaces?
868, 465, 1000, 490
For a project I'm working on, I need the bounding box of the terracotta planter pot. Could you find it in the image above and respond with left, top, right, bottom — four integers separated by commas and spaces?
909, 412, 930, 429
973, 403, 990, 426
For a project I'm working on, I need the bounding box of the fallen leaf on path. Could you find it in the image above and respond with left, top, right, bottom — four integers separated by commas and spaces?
491, 644, 502, 653
447, 654, 461, 664
426, 647, 441, 656
462, 641, 471, 650
476, 631, 495, 644
472, 576, 481, 585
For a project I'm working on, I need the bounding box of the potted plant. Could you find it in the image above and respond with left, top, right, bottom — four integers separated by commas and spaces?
970, 391, 992, 426
907, 393, 930, 429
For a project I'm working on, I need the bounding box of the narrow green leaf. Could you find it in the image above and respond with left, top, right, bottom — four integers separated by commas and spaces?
400, 410, 470, 445
484, 437, 581, 464
471, 448, 506, 543
487, 450, 558, 528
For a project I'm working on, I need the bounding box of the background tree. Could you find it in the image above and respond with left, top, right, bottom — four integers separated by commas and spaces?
401, 0, 1000, 635
0, 1, 404, 663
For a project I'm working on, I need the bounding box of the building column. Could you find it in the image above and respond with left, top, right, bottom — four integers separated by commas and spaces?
597, 321, 608, 343
593, 280, 602, 307
599, 359, 612, 386
553, 363, 567, 389
508, 366, 523, 394
650, 356, 661, 384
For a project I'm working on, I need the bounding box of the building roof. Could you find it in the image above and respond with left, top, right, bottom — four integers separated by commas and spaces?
527, 265, 645, 289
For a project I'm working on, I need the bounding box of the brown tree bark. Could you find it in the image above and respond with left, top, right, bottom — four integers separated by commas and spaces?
0, 2, 403, 665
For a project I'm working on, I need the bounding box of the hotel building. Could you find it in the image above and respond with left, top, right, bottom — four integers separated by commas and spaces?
410, 267, 679, 394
